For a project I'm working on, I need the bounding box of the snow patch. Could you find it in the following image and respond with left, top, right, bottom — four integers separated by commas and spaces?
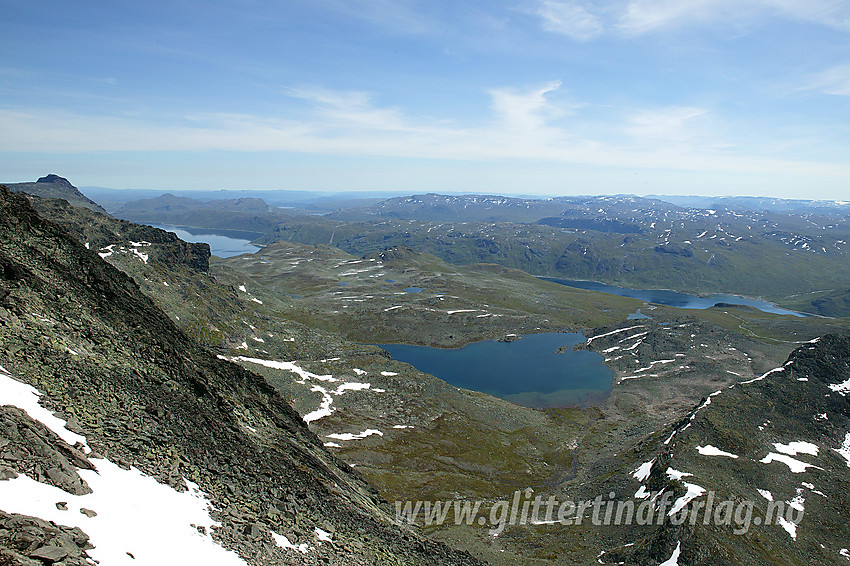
632, 460, 654, 482
130, 248, 149, 264
314, 527, 333, 543
0, 368, 246, 565
787, 490, 805, 512
828, 376, 850, 396
659, 541, 681, 566
759, 453, 822, 474
665, 468, 693, 481
224, 356, 344, 423
669, 483, 706, 516
229, 357, 338, 383
0, 370, 88, 451
834, 432, 850, 468
696, 445, 739, 458
303, 386, 334, 423
272, 532, 310, 554
0, 462, 248, 565
777, 516, 797, 540
586, 325, 645, 344
334, 382, 370, 393
740, 366, 785, 385
326, 429, 384, 441
773, 441, 819, 457
98, 244, 115, 259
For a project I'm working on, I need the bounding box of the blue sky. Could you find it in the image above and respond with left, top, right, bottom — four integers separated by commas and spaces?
1, 1, 849, 198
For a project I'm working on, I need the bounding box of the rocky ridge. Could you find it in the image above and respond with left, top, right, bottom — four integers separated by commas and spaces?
3, 175, 108, 216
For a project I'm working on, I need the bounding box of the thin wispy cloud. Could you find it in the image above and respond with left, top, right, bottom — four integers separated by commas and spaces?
804, 64, 850, 96
536, 1, 604, 40
616, 0, 738, 35
624, 106, 711, 144
287, 88, 413, 132
487, 81, 567, 132
531, 0, 850, 37
3, 83, 848, 183
761, 0, 850, 33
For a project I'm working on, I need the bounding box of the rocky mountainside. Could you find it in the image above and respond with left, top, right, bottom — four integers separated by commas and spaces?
27, 196, 211, 272
0, 186, 483, 565
3, 175, 108, 215
600, 333, 850, 565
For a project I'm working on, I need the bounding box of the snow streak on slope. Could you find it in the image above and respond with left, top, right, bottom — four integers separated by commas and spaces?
223, 356, 384, 425
0, 366, 247, 566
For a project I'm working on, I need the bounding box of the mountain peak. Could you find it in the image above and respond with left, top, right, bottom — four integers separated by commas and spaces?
36, 174, 73, 186
3, 175, 108, 215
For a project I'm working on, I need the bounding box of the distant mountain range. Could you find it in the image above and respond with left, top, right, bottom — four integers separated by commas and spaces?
648, 194, 850, 213
111, 193, 298, 234
256, 194, 850, 314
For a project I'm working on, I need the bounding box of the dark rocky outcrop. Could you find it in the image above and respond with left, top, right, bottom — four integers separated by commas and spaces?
537, 217, 643, 234
654, 245, 694, 257
25, 196, 211, 272
0, 511, 94, 566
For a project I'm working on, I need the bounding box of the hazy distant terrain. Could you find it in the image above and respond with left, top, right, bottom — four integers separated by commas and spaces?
252, 194, 850, 315
92, 188, 850, 316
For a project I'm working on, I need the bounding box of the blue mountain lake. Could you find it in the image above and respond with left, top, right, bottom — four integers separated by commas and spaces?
378, 332, 613, 408
542, 278, 805, 317
150, 225, 263, 258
